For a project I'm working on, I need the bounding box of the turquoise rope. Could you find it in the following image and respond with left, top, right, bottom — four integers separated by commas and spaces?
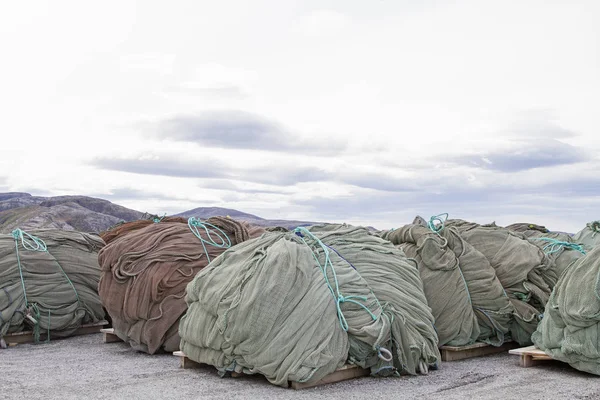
11, 229, 50, 343
294, 227, 378, 332
532, 237, 586, 255
11, 228, 81, 343
427, 213, 449, 234
153, 213, 166, 223
187, 217, 232, 263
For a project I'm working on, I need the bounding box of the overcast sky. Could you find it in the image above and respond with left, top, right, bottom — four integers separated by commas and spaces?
1, 0, 598, 232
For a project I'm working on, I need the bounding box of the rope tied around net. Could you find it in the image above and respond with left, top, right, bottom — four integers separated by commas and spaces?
532, 237, 586, 255
187, 217, 232, 264
294, 227, 393, 362
10, 228, 82, 343
427, 213, 449, 235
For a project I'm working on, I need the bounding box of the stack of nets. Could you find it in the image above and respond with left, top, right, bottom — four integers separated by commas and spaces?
380, 216, 513, 347
98, 216, 264, 354
507, 224, 587, 277
179, 224, 439, 387
0, 229, 105, 343
573, 221, 600, 250
445, 219, 556, 345
533, 246, 600, 375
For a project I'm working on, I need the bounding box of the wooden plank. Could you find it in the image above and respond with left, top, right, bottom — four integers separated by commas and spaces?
290, 364, 370, 390
3, 320, 108, 345
173, 351, 203, 369
441, 341, 518, 362
100, 328, 123, 343
173, 351, 369, 389
509, 345, 553, 367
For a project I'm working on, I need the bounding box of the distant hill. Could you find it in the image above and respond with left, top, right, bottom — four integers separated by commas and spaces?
176, 207, 319, 229
0, 193, 144, 233
0, 193, 320, 233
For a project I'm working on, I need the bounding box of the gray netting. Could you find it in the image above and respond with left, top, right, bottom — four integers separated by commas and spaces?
0, 229, 105, 341
306, 224, 440, 374
572, 221, 600, 249
380, 224, 478, 347
519, 230, 586, 277
445, 219, 556, 345
381, 217, 514, 347
179, 225, 439, 387
532, 245, 600, 375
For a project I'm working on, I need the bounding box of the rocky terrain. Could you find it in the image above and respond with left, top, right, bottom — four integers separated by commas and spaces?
0, 193, 318, 233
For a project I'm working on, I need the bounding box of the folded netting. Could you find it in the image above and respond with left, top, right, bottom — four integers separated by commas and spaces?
179, 226, 440, 387
532, 246, 600, 375
380, 223, 480, 347
445, 219, 557, 345
573, 221, 600, 249
0, 229, 105, 342
100, 216, 188, 245
412, 216, 514, 346
518, 230, 587, 277
98, 216, 264, 354
306, 224, 440, 375
505, 223, 549, 234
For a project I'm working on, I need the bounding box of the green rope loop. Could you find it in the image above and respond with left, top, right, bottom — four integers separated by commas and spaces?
187, 217, 232, 264
11, 228, 80, 343
294, 227, 378, 332
427, 213, 449, 234
12, 228, 47, 252
153, 213, 166, 223
532, 237, 586, 255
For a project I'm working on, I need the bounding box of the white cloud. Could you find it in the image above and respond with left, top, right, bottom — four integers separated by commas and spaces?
0, 0, 598, 231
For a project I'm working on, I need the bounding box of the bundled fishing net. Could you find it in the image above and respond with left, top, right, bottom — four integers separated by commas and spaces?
0, 229, 105, 343
381, 215, 514, 347
572, 221, 600, 249
100, 216, 188, 245
179, 225, 439, 387
533, 246, 600, 375
380, 222, 479, 347
518, 230, 586, 277
98, 216, 264, 354
505, 223, 549, 234
445, 219, 556, 345
306, 224, 440, 374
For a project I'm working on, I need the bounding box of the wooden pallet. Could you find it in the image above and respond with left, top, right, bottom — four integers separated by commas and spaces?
173, 351, 370, 389
509, 345, 553, 367
100, 328, 123, 343
441, 341, 517, 361
1, 320, 108, 346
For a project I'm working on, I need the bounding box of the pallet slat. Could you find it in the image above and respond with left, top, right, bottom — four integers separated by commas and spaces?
441, 341, 517, 361
100, 328, 123, 343
509, 345, 553, 367
2, 320, 108, 345
173, 351, 369, 389
290, 364, 370, 389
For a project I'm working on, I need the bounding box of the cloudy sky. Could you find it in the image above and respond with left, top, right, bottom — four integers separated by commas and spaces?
1, 0, 598, 231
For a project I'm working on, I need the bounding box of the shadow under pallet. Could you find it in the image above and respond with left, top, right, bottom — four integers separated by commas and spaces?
173, 351, 370, 390
440, 341, 518, 361
1, 320, 108, 347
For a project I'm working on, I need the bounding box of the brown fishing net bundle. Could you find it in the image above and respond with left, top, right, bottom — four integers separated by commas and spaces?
98, 216, 265, 354
100, 217, 188, 245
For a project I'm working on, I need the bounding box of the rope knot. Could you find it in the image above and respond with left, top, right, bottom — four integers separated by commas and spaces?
427, 213, 449, 234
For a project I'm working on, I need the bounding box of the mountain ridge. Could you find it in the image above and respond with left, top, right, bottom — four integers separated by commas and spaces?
0, 192, 319, 233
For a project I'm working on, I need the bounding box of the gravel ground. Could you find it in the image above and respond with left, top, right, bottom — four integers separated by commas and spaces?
2, 334, 599, 400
